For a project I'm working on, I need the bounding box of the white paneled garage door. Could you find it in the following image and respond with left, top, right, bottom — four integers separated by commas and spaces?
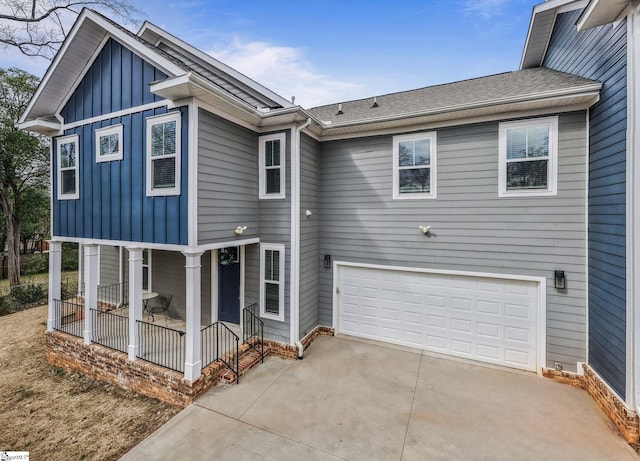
337, 265, 539, 371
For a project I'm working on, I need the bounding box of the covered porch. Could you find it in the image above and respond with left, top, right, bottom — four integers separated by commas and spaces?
47, 241, 264, 382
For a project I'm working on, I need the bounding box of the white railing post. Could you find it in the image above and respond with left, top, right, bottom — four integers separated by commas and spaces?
183, 250, 203, 382
127, 247, 143, 361
83, 243, 99, 344
47, 241, 63, 332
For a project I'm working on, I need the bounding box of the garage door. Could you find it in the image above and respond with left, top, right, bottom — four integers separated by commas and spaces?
337, 265, 539, 371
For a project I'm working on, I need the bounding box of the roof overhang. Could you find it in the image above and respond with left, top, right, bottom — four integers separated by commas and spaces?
521, 0, 590, 69
19, 9, 185, 127
138, 21, 294, 110
317, 84, 602, 140
17, 118, 62, 136
577, 0, 630, 30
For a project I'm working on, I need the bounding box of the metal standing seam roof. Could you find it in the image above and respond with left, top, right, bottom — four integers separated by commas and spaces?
307, 67, 601, 125
94, 10, 288, 110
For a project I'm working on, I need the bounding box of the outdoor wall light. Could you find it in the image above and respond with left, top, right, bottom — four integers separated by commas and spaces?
234, 226, 247, 236
554, 270, 566, 290
305, 209, 313, 217
419, 225, 431, 235
324, 254, 331, 269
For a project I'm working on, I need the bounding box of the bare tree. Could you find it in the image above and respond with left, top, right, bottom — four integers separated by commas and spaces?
0, 0, 140, 59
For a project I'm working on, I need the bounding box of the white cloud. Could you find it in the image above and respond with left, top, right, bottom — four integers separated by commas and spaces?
208, 38, 363, 108
463, 0, 509, 19
0, 45, 49, 77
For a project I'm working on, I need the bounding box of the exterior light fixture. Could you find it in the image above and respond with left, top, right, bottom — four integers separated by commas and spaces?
234, 226, 247, 236
419, 225, 431, 234
324, 254, 331, 269
554, 270, 566, 290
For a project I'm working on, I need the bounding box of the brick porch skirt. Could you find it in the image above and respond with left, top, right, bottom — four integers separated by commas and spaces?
46, 326, 334, 407
543, 364, 640, 443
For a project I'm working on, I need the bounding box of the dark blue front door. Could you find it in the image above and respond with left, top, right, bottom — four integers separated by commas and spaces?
218, 247, 240, 323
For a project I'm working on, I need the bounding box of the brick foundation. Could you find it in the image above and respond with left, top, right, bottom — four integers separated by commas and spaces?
46, 324, 334, 406
542, 367, 584, 387
581, 364, 640, 443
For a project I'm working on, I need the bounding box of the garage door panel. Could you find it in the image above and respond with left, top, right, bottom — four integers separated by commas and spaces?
338, 266, 538, 371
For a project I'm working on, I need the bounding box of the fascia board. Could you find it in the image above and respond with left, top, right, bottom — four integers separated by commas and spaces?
20, 9, 185, 125
137, 22, 294, 109
317, 84, 603, 131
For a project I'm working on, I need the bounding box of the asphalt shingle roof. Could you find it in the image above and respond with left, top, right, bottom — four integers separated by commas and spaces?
308, 67, 600, 124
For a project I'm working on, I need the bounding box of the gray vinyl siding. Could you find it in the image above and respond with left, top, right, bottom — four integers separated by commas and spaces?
299, 133, 321, 337
99, 245, 120, 287
257, 129, 292, 343
318, 112, 588, 372
198, 109, 259, 245
151, 250, 186, 321
122, 249, 212, 325
544, 10, 627, 396
245, 244, 259, 308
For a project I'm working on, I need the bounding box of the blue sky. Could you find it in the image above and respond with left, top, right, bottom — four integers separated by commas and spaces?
1, 0, 541, 108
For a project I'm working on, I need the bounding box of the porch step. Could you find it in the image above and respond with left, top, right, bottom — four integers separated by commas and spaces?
219, 343, 270, 384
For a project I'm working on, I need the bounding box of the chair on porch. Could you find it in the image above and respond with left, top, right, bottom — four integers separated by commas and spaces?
148, 294, 173, 326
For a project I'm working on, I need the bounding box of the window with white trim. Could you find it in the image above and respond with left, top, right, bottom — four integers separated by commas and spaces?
57, 134, 79, 200
260, 244, 285, 321
259, 133, 286, 199
146, 112, 181, 196
393, 132, 437, 199
499, 117, 558, 197
95, 124, 123, 162
142, 249, 151, 292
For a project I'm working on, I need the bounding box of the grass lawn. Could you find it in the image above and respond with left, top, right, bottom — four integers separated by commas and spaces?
0, 270, 79, 295
0, 304, 180, 460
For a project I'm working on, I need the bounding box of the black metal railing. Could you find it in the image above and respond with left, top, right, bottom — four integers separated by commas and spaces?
97, 281, 129, 310
137, 320, 185, 372
242, 303, 264, 363
201, 322, 239, 382
52, 298, 84, 338
91, 308, 129, 353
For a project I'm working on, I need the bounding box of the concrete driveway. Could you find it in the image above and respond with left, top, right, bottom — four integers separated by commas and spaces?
121, 336, 638, 460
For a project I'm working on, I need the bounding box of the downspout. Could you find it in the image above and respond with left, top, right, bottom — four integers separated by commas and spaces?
291, 117, 312, 359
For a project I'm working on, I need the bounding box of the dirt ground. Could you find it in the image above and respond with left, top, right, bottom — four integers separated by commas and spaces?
0, 304, 180, 460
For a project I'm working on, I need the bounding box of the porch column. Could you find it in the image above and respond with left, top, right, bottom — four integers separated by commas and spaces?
183, 250, 204, 382
83, 243, 99, 345
127, 247, 143, 361
47, 241, 63, 332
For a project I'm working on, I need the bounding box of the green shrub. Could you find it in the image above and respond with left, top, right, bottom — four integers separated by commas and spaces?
62, 247, 79, 271
23, 253, 49, 275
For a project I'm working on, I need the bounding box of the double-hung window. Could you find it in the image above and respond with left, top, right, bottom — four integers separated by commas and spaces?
260, 244, 285, 321
146, 112, 181, 196
57, 134, 79, 200
259, 133, 286, 199
499, 117, 558, 197
393, 132, 437, 199
95, 124, 123, 162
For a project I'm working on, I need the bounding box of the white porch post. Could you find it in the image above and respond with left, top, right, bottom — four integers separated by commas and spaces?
83, 243, 99, 344
127, 247, 143, 361
47, 241, 63, 332
183, 250, 203, 382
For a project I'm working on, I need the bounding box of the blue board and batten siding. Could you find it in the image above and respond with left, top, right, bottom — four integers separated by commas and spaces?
53, 39, 189, 245
544, 10, 627, 397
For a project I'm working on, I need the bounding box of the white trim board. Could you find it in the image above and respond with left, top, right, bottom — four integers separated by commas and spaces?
50, 236, 260, 253
331, 261, 547, 375
63, 101, 168, 131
